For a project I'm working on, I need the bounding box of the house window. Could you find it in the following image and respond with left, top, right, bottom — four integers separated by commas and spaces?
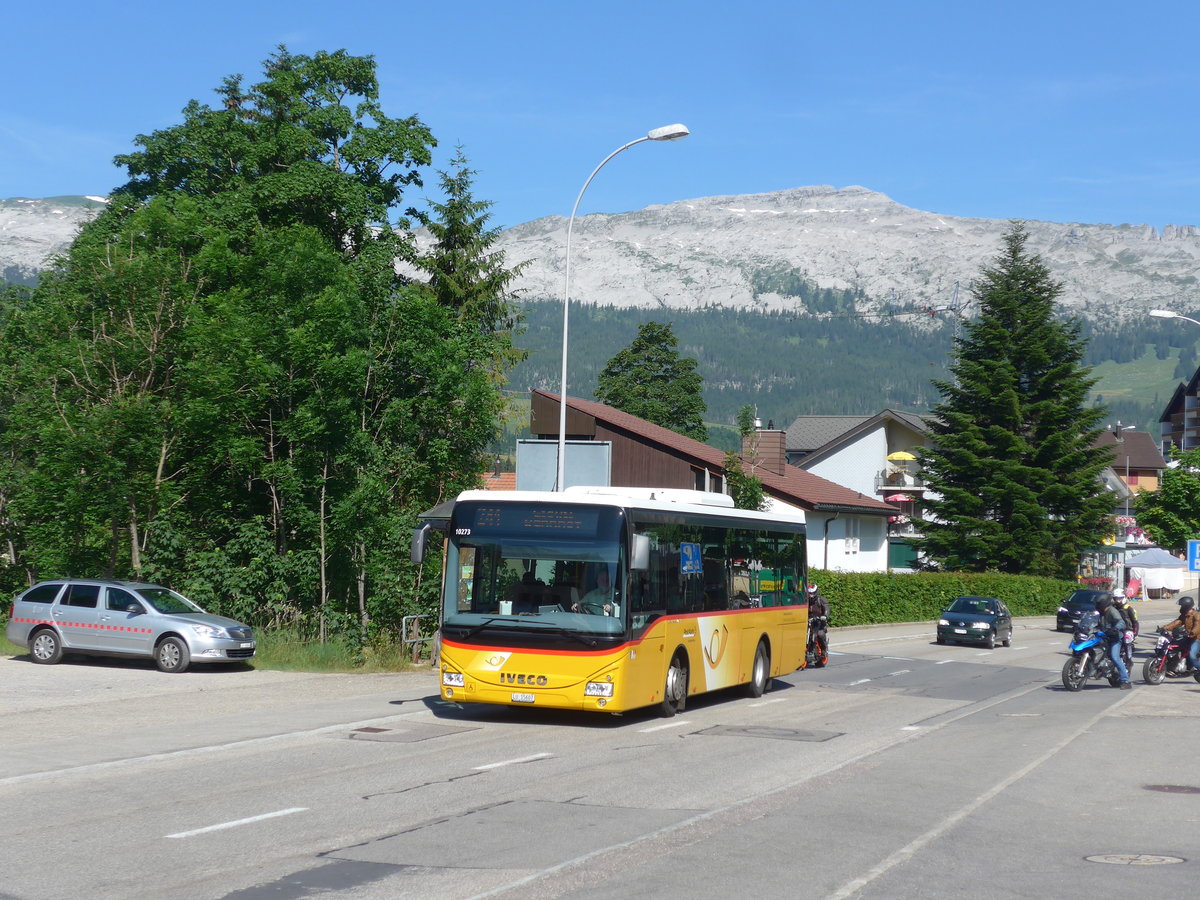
1126, 472, 1140, 486
692, 467, 706, 491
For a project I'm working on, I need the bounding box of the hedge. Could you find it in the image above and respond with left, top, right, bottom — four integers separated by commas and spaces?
808, 569, 1078, 628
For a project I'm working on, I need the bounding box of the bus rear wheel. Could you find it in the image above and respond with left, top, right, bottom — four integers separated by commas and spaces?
659, 652, 688, 717
745, 640, 770, 697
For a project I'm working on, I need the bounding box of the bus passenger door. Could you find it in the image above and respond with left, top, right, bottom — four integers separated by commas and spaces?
779, 579, 807, 672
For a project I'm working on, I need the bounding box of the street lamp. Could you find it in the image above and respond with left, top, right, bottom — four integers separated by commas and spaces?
555, 124, 690, 491
1150, 309, 1200, 327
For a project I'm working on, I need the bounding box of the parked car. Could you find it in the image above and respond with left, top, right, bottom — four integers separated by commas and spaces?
936, 595, 1013, 648
1056, 589, 1109, 632
5, 579, 255, 673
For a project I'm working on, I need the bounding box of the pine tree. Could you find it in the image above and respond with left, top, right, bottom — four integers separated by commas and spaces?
594, 321, 707, 442
917, 223, 1113, 578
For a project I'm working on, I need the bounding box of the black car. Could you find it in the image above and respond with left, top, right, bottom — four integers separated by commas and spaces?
936, 595, 1013, 648
1056, 589, 1109, 632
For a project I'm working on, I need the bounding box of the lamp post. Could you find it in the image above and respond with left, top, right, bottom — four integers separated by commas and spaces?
556, 124, 690, 491
1150, 309, 1200, 327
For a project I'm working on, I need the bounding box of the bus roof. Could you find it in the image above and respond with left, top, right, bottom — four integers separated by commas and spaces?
452, 486, 806, 527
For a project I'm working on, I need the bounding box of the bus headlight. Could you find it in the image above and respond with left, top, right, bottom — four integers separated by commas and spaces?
442, 671, 465, 687
585, 681, 614, 698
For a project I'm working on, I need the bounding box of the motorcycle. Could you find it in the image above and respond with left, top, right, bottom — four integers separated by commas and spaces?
1142, 627, 1200, 685
1062, 610, 1123, 691
806, 615, 829, 668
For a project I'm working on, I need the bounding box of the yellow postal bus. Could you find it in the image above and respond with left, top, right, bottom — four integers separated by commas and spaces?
412, 486, 809, 715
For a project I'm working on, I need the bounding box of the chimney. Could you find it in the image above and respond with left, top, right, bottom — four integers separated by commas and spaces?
743, 428, 787, 476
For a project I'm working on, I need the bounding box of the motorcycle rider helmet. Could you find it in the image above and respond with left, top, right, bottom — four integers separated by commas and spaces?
807, 583, 818, 594
1112, 588, 1126, 601
1095, 595, 1112, 612
1179, 596, 1196, 614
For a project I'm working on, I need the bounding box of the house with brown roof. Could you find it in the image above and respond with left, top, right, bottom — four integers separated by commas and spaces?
527, 390, 897, 572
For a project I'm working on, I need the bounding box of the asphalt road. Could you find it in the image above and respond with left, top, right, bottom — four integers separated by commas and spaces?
2, 599, 1198, 899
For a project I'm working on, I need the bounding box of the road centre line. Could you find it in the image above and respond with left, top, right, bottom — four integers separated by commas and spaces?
473, 753, 552, 770
826, 691, 1137, 899
167, 807, 308, 839
748, 697, 788, 707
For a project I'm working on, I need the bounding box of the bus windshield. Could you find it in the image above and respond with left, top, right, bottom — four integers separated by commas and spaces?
444, 501, 627, 634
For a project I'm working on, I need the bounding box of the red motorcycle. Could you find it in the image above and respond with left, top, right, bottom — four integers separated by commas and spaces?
1142, 627, 1200, 685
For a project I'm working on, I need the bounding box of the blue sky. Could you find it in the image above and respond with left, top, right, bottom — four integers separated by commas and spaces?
3, 0, 1197, 230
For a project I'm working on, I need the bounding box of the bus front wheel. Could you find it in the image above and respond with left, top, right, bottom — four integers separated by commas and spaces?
659, 652, 688, 717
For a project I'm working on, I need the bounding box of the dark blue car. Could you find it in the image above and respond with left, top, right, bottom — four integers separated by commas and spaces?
936, 595, 1013, 648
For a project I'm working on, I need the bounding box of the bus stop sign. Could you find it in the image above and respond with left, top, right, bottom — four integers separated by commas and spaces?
1189, 540, 1200, 573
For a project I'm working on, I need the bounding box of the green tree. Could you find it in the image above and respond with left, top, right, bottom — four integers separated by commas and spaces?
0, 49, 518, 645
594, 321, 707, 441
916, 224, 1113, 578
1132, 447, 1200, 550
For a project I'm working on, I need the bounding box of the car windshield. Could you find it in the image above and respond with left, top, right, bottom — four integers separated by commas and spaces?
135, 587, 205, 615
1066, 590, 1105, 608
947, 597, 992, 614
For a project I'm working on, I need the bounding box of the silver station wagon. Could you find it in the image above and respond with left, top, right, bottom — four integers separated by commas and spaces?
6, 579, 256, 673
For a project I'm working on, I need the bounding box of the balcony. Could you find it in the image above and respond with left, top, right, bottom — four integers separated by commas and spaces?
875, 469, 925, 492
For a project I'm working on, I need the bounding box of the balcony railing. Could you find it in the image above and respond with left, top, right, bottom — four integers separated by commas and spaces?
875, 470, 925, 492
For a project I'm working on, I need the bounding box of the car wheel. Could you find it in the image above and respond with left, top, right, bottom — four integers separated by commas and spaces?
155, 636, 191, 673
936, 635, 945, 644
659, 652, 688, 717
30, 629, 63, 665
745, 640, 770, 697
985, 630, 996, 650
1003, 628, 1012, 648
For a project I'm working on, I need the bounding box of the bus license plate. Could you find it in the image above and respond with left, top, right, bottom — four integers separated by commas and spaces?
511, 692, 536, 703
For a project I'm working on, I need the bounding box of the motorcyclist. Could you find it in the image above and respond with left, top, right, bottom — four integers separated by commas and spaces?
1113, 589, 1139, 674
807, 583, 829, 667
1160, 595, 1200, 674
1096, 594, 1131, 689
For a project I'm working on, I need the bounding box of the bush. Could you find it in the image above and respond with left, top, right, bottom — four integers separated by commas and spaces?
809, 569, 1078, 627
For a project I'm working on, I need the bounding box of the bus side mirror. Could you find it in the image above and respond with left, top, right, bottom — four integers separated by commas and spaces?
631, 534, 650, 571
411, 522, 436, 565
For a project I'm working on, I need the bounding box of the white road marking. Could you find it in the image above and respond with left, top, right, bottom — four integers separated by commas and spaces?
0, 712, 433, 788
883, 656, 913, 661
935, 660, 955, 665
826, 694, 1136, 899
638, 719, 693, 732
167, 807, 308, 839
886, 670, 912, 677
473, 752, 552, 770
748, 697, 788, 707
848, 678, 872, 686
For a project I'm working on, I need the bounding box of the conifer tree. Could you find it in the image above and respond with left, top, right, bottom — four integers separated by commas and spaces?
917, 223, 1113, 578
594, 321, 707, 442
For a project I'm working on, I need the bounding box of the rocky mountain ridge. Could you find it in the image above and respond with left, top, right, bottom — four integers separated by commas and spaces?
494, 186, 1200, 323
0, 197, 108, 285
5, 187, 1199, 325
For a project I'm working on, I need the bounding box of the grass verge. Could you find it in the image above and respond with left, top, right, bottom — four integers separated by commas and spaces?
1, 627, 433, 673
